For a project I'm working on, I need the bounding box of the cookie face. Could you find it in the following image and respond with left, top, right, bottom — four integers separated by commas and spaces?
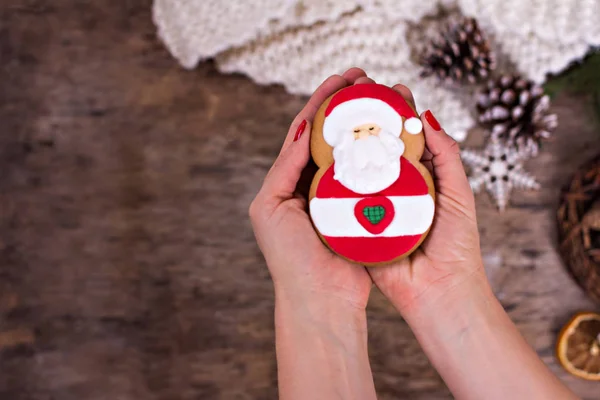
308, 84, 436, 266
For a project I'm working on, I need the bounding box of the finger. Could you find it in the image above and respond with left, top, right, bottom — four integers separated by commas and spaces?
392, 83, 416, 109
421, 110, 473, 201
366, 257, 413, 302
421, 147, 433, 162
342, 67, 367, 84
295, 157, 319, 201
262, 119, 312, 202
420, 147, 434, 175
422, 161, 434, 175
283, 75, 347, 153
355, 76, 376, 85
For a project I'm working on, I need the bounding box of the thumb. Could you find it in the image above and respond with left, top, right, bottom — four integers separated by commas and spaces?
421, 110, 473, 204
261, 120, 311, 202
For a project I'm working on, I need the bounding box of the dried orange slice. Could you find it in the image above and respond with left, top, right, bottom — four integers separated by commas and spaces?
556, 312, 600, 381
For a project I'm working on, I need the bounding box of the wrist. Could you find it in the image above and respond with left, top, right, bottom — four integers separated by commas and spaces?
401, 269, 496, 335
399, 271, 576, 400
273, 273, 369, 315
274, 284, 368, 332
275, 293, 376, 399
274, 284, 376, 400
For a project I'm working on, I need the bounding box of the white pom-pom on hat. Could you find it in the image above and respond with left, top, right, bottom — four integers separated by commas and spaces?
404, 117, 423, 135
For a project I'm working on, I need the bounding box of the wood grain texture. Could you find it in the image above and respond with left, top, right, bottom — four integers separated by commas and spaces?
1, 1, 599, 399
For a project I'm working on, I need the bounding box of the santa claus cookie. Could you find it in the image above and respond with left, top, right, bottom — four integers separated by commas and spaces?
309, 84, 435, 266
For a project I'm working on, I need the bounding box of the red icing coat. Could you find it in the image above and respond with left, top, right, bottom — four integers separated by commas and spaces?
313, 157, 431, 263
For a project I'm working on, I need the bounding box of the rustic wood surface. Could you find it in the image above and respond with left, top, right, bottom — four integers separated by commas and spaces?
1, 1, 600, 399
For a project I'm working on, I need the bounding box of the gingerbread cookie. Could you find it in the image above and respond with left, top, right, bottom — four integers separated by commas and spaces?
309, 84, 435, 266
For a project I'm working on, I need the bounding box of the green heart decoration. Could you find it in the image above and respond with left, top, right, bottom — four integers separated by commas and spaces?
362, 205, 386, 225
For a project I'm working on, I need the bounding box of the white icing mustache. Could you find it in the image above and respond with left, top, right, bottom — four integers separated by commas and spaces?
352, 135, 393, 169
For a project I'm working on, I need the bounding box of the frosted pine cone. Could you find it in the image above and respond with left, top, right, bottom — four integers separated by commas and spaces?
420, 17, 495, 84
477, 75, 558, 157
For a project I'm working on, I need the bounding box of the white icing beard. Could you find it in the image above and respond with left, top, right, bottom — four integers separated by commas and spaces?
332, 130, 405, 194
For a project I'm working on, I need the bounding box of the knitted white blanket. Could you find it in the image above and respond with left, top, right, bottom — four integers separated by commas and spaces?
153, 0, 600, 141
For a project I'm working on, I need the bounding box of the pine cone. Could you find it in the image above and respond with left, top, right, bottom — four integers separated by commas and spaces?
477, 75, 558, 157
420, 17, 495, 84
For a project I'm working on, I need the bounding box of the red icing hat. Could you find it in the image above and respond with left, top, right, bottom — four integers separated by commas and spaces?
322, 84, 423, 146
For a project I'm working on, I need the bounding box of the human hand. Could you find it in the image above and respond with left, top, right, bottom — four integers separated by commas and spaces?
249, 69, 377, 312
366, 84, 577, 400
367, 84, 488, 315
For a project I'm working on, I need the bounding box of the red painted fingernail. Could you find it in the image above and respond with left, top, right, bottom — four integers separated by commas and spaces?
294, 119, 307, 142
425, 110, 441, 131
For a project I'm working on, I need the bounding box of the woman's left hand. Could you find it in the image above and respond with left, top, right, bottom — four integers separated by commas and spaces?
249, 69, 376, 312
249, 69, 379, 400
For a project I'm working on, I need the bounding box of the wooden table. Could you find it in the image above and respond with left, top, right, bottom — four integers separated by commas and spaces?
1, 1, 599, 398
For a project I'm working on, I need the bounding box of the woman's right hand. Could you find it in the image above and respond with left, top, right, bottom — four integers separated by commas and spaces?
368, 85, 487, 316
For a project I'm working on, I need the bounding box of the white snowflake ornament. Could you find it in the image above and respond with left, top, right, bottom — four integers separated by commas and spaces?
461, 139, 540, 211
